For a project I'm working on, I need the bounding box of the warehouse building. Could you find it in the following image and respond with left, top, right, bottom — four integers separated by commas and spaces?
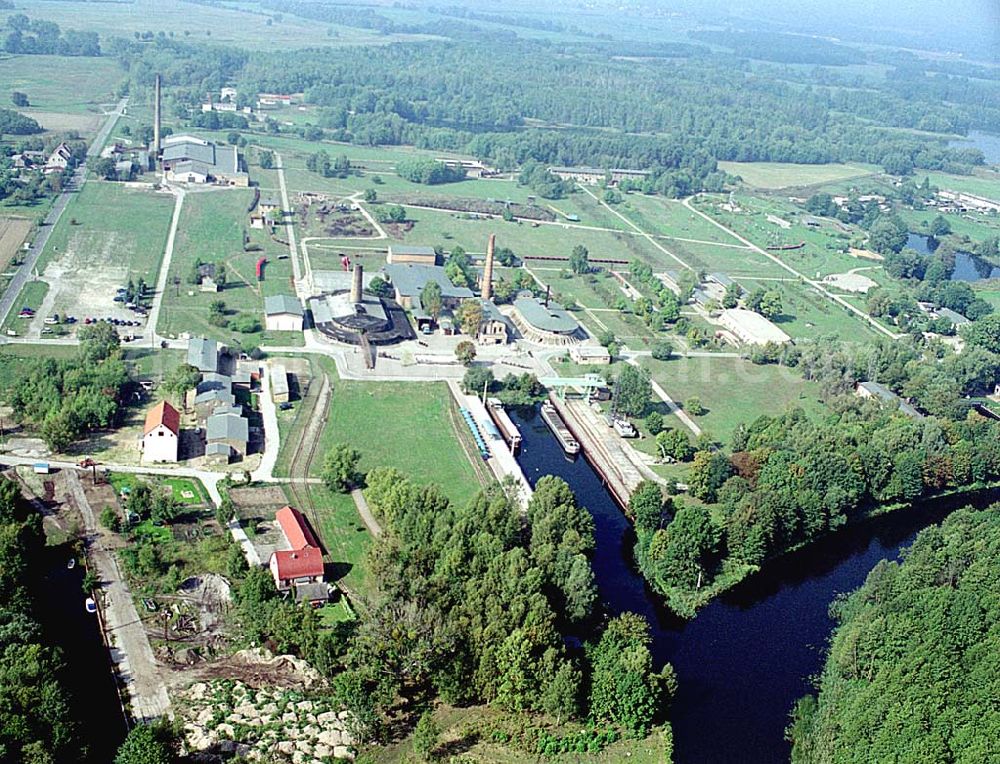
718, 308, 791, 346
264, 294, 304, 332
386, 245, 437, 266
161, 135, 248, 186
510, 296, 584, 345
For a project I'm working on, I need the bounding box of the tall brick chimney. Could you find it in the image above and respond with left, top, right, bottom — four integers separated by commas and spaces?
482, 233, 496, 301
350, 263, 363, 303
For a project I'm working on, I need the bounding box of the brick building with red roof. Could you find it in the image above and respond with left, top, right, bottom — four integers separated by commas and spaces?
268, 505, 325, 594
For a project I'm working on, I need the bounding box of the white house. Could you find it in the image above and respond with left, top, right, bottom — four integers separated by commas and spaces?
264, 294, 304, 332
142, 401, 180, 463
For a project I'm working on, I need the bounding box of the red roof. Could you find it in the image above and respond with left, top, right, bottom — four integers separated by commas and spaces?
275, 506, 319, 550
144, 401, 180, 436
271, 547, 324, 581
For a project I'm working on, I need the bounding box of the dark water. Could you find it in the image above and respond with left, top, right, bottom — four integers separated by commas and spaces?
509, 407, 996, 764
948, 130, 1000, 165
906, 234, 999, 282
35, 547, 128, 762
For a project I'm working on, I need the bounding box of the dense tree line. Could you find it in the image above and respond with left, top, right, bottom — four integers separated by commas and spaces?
0, 478, 84, 762
788, 506, 1000, 762
331, 471, 674, 743
0, 107, 43, 136
4, 324, 129, 451
3, 14, 100, 56
396, 157, 465, 185
633, 333, 1000, 615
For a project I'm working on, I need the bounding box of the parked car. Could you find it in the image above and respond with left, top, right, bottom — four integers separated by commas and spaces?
279, 402, 293, 411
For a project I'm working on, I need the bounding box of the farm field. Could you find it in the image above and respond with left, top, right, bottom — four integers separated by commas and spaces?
157, 188, 302, 346
640, 356, 829, 446
718, 161, 878, 189
2, 0, 439, 50
0, 217, 31, 272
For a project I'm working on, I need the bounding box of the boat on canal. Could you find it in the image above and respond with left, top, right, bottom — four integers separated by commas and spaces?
540, 400, 580, 455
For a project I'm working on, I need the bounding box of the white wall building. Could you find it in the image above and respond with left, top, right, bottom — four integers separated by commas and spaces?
142, 401, 180, 463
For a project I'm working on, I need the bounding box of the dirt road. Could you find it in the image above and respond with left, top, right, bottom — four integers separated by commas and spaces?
64, 469, 172, 722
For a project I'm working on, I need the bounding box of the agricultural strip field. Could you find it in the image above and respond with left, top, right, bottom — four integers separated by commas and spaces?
639, 356, 829, 446
3, 0, 438, 50
917, 170, 1000, 200
0, 217, 31, 272
157, 188, 302, 346
718, 161, 878, 189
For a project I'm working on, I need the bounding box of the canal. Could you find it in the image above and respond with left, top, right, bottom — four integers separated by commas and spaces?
509, 406, 995, 763
36, 546, 128, 762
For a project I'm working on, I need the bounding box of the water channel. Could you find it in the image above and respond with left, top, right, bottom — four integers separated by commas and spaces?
508, 406, 996, 763
37, 545, 128, 762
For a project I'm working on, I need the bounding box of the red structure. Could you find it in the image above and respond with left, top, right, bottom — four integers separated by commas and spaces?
268, 506, 325, 591
341, 255, 351, 271
256, 256, 267, 281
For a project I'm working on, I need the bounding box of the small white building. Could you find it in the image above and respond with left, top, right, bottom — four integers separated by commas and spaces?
718, 308, 791, 346
264, 294, 304, 332
142, 401, 180, 463
570, 344, 612, 365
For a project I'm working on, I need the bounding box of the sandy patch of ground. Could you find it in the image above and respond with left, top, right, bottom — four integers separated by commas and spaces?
850, 247, 884, 261
29, 228, 145, 336
821, 271, 879, 294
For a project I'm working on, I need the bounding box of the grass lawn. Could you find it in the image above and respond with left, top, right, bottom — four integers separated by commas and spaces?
161, 477, 209, 505
661, 237, 790, 278
1, 280, 47, 334
900, 207, 1000, 243
917, 170, 1000, 200
718, 161, 877, 189
36, 181, 175, 281
131, 520, 172, 544
157, 188, 303, 346
317, 597, 355, 626
0, 342, 76, 389
640, 356, 829, 445
619, 194, 744, 244
315, 369, 485, 507
291, 482, 372, 595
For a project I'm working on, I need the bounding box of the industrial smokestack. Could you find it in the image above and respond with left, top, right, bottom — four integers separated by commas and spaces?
153, 74, 161, 166
545, 284, 551, 307
351, 263, 363, 304
482, 234, 495, 301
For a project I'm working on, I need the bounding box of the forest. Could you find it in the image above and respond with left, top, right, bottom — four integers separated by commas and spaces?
631, 333, 1000, 616
91, 17, 999, 196
788, 506, 1000, 762
2, 14, 101, 56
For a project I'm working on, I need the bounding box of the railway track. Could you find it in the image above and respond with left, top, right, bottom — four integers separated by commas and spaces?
285, 373, 331, 549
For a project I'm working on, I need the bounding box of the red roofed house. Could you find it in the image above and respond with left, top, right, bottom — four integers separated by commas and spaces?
269, 506, 325, 593
142, 401, 180, 463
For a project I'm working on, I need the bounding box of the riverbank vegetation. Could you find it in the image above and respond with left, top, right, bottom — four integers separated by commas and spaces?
788, 506, 1000, 762
0, 477, 84, 762
632, 332, 1000, 617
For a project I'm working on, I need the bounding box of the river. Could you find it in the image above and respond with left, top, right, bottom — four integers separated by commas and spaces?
508, 406, 996, 764
948, 130, 1000, 166
36, 545, 128, 762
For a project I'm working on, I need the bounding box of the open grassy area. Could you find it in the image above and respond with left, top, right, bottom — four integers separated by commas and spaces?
640, 356, 829, 445
290, 483, 372, 594
0, 342, 76, 388
37, 181, 174, 277
0, 54, 121, 127
917, 170, 1000, 200
157, 188, 303, 346
718, 161, 878, 189
899, 207, 1000, 243
314, 369, 485, 507
618, 194, 745, 244
0, 280, 46, 335
3, 0, 438, 50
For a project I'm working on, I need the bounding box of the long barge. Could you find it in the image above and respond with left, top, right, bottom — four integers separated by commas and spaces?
541, 399, 580, 455
486, 397, 522, 453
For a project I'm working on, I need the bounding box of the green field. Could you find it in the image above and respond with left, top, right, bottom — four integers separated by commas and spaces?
718, 161, 878, 189
289, 483, 372, 594
157, 188, 302, 346
1, 281, 47, 335
0, 54, 122, 117
618, 194, 745, 244
36, 181, 175, 281
315, 374, 485, 507
3, 0, 438, 50
0, 342, 76, 388
917, 170, 1000, 200
640, 356, 829, 445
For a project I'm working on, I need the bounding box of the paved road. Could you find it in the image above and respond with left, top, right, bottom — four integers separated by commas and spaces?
64, 469, 172, 722
250, 362, 280, 482
145, 187, 185, 341
350, 488, 382, 537
0, 97, 128, 328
